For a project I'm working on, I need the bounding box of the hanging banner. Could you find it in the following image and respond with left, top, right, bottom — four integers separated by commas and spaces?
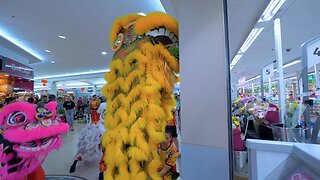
307, 37, 320, 68
238, 76, 246, 86
262, 63, 274, 81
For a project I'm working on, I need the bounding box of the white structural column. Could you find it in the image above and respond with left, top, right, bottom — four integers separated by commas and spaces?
49, 81, 57, 96
93, 85, 97, 95
252, 83, 254, 95
268, 77, 272, 97
292, 82, 297, 99
315, 63, 320, 89
178, 0, 231, 179
274, 18, 286, 124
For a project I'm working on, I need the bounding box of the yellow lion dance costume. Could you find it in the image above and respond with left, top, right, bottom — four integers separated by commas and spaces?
101, 12, 179, 180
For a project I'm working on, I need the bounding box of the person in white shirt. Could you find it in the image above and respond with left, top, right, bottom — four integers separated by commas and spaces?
97, 99, 106, 135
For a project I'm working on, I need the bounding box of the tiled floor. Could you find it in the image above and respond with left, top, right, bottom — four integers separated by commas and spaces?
43, 121, 101, 179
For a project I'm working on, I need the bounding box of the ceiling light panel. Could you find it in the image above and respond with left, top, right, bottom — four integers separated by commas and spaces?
58, 35, 66, 39
138, 12, 146, 16
246, 75, 261, 83
34, 69, 110, 80
239, 27, 264, 53
282, 60, 301, 68
230, 54, 243, 66
259, 0, 286, 22
0, 27, 43, 60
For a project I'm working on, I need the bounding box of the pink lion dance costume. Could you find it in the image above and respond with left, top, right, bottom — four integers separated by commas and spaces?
0, 102, 69, 179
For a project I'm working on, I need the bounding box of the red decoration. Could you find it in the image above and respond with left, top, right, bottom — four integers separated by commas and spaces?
81, 87, 85, 92
41, 79, 48, 87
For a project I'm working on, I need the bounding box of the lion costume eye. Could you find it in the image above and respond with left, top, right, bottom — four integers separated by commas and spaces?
7, 111, 27, 126
112, 33, 125, 52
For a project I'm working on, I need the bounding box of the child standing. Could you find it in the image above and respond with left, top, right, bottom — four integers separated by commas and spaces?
158, 127, 180, 180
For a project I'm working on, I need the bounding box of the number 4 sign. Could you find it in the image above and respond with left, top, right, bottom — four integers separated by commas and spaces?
305, 36, 320, 68
313, 47, 320, 56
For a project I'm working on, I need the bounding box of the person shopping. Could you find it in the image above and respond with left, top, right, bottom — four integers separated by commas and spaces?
63, 96, 76, 131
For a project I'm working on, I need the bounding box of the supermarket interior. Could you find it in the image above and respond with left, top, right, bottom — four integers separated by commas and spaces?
0, 0, 320, 180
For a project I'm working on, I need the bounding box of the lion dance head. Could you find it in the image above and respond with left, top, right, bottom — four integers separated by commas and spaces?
0, 102, 69, 179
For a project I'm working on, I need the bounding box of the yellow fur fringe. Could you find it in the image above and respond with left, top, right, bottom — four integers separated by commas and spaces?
103, 12, 179, 179
134, 12, 178, 38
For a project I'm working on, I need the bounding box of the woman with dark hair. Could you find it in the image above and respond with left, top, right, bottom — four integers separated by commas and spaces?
34, 96, 39, 104
4, 97, 15, 105
27, 97, 34, 104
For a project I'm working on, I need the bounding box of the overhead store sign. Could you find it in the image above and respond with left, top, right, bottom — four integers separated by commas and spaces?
0, 55, 34, 79
306, 37, 320, 68
238, 76, 246, 86
262, 62, 274, 81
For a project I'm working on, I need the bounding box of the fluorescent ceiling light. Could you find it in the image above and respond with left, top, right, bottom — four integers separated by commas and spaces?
45, 49, 51, 53
58, 35, 66, 39
95, 81, 107, 85
37, 85, 95, 90
50, 60, 55, 64
138, 12, 146, 16
230, 65, 234, 70
283, 60, 301, 68
259, 0, 286, 22
239, 27, 264, 53
0, 27, 43, 60
230, 54, 243, 66
34, 85, 49, 88
63, 82, 89, 86
246, 75, 261, 83
272, 60, 301, 72
101, 52, 107, 55
244, 60, 300, 83
34, 69, 110, 80
285, 76, 297, 80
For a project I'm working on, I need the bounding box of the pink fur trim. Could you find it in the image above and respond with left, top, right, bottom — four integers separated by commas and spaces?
0, 102, 37, 126
45, 101, 57, 120
4, 123, 69, 143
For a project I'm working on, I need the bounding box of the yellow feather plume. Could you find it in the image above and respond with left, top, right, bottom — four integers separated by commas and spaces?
127, 147, 148, 161
128, 160, 140, 174
103, 12, 179, 179
115, 164, 130, 180
147, 158, 162, 180
134, 12, 178, 37
135, 171, 147, 180
147, 126, 165, 144
119, 127, 129, 144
